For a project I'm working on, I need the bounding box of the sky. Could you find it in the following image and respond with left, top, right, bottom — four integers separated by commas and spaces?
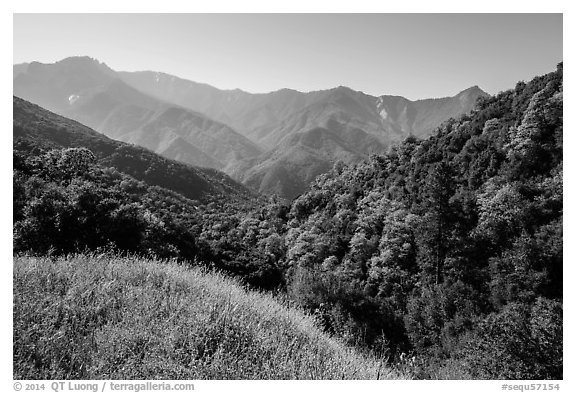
13, 13, 562, 100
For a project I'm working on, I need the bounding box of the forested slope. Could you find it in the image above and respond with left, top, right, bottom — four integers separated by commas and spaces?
13, 97, 284, 287
281, 64, 563, 378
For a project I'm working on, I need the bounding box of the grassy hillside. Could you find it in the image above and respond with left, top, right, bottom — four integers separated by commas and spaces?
13, 254, 405, 380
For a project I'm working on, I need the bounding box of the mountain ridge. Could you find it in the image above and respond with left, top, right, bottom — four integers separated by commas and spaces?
116, 67, 487, 140
14, 56, 488, 199
13, 58, 262, 173
13, 96, 255, 203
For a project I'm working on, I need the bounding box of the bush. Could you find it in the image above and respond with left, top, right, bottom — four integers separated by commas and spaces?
455, 298, 562, 379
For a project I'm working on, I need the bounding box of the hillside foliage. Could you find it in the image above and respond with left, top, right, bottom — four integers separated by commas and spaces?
279, 64, 563, 378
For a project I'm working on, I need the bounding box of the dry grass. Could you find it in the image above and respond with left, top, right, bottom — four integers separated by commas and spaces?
14, 254, 406, 380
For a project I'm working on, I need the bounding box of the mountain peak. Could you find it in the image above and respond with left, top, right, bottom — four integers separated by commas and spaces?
54, 56, 116, 76
334, 85, 353, 92
57, 55, 101, 65
457, 85, 487, 96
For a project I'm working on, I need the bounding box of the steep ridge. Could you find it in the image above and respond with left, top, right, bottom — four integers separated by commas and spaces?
377, 86, 487, 138
13, 96, 254, 203
118, 71, 311, 135
233, 126, 382, 200
118, 70, 487, 147
13, 57, 261, 171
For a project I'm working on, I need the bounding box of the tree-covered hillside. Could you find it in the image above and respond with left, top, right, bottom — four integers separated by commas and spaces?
281, 64, 562, 378
13, 97, 288, 288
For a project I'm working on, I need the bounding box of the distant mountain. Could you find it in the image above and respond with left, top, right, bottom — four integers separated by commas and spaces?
376, 85, 487, 139
13, 57, 261, 172
231, 126, 384, 200
118, 69, 487, 199
118, 71, 309, 138
12, 62, 29, 79
15, 57, 487, 200
13, 96, 254, 203
118, 71, 488, 146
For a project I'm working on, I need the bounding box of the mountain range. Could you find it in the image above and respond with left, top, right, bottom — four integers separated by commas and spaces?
13, 96, 253, 203
14, 57, 488, 199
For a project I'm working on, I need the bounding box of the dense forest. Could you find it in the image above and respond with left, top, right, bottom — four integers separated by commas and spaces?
281, 64, 563, 378
13, 64, 562, 379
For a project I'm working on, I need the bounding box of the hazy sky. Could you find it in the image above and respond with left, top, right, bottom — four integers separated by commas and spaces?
13, 14, 562, 100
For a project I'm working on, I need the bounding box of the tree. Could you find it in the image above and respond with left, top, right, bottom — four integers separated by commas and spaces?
419, 162, 455, 285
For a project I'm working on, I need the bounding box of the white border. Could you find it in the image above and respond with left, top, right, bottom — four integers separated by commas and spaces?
3, 2, 573, 392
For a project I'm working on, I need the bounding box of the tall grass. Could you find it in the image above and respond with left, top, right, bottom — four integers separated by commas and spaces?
14, 254, 406, 380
